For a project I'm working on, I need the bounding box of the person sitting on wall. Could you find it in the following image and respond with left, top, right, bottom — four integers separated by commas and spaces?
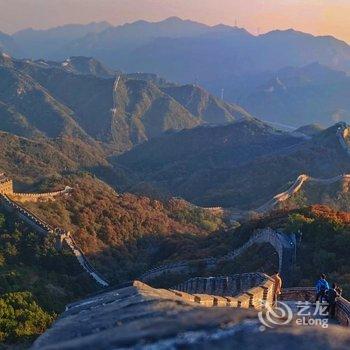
315, 274, 329, 303
325, 283, 340, 318
273, 272, 283, 302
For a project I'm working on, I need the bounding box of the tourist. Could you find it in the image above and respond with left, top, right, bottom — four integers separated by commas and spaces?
326, 283, 340, 318
315, 274, 329, 303
273, 272, 283, 302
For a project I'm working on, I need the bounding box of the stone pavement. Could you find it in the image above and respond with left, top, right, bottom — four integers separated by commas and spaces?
32, 281, 350, 350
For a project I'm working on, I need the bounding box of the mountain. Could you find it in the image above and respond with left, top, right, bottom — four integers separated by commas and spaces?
0, 55, 253, 153
0, 209, 99, 345
0, 100, 42, 138
275, 175, 350, 212
14, 18, 350, 77
56, 18, 350, 78
60, 17, 211, 64
29, 56, 116, 78
0, 131, 77, 183
0, 31, 20, 56
12, 22, 111, 59
0, 64, 86, 139
114, 121, 350, 208
0, 60, 111, 163
22, 173, 224, 283
8, 17, 350, 128
107, 79, 251, 150
161, 84, 252, 124
293, 123, 325, 137
237, 63, 350, 127
59, 56, 115, 78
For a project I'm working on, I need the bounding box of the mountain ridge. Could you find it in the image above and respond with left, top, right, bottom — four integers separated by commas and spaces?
0, 54, 253, 153
115, 121, 350, 208
237, 63, 350, 127
12, 21, 112, 59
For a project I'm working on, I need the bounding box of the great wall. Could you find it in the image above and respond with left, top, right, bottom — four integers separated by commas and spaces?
204, 173, 350, 221
0, 173, 109, 287
111, 74, 120, 117
337, 121, 350, 156
139, 228, 296, 286
276, 123, 350, 211
204, 122, 350, 220
31, 276, 350, 349
0, 173, 73, 203
2, 168, 350, 350
254, 173, 350, 214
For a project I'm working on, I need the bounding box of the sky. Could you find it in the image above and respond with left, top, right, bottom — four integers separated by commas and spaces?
1, 0, 350, 43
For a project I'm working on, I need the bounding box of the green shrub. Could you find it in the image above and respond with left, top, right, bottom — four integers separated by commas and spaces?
0, 292, 54, 343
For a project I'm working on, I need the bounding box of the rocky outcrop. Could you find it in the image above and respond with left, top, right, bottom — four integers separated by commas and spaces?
31, 280, 350, 350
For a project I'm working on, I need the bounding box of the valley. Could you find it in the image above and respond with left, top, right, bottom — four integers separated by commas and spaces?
115, 120, 350, 209
1, 11, 350, 349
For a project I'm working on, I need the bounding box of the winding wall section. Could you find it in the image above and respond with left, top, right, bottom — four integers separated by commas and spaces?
0, 194, 109, 287
255, 174, 350, 214
140, 228, 296, 285
9, 186, 73, 203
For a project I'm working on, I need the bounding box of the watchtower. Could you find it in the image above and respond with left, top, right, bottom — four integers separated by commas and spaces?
0, 173, 13, 195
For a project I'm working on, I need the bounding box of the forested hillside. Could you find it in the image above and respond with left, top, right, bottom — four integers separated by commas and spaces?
0, 54, 252, 154
0, 211, 97, 346
277, 177, 350, 212
115, 121, 350, 208
23, 174, 225, 283
263, 206, 350, 297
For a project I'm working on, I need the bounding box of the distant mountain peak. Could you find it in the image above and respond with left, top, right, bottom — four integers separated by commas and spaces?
13, 21, 112, 35
294, 124, 325, 137
163, 16, 184, 22
261, 28, 313, 39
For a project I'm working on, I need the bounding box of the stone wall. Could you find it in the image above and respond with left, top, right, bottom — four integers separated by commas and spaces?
172, 273, 276, 311
337, 122, 350, 156
0, 194, 54, 235
0, 194, 109, 287
335, 297, 350, 327
140, 228, 296, 286
280, 287, 315, 302
9, 186, 72, 203
281, 287, 350, 327
31, 280, 350, 350
0, 179, 13, 195
63, 234, 109, 287
174, 273, 267, 296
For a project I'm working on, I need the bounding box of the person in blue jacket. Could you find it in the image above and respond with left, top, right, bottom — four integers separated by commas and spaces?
315, 274, 329, 303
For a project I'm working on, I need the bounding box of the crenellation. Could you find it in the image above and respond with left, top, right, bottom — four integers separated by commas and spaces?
0, 173, 72, 203
0, 176, 108, 288
140, 228, 296, 286
0, 173, 13, 195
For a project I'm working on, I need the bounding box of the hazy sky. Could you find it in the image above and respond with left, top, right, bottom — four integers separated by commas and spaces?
1, 0, 350, 42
